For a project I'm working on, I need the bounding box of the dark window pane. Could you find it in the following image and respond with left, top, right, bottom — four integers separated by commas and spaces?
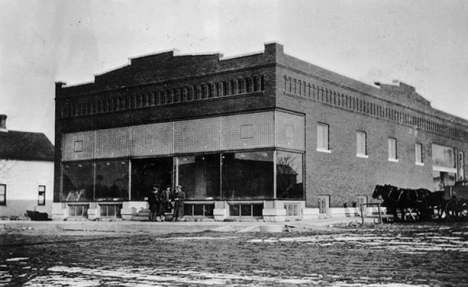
277, 152, 303, 199
241, 204, 252, 216
193, 204, 204, 216
131, 157, 173, 201
63, 162, 94, 201
229, 204, 240, 216
222, 151, 273, 199
184, 204, 193, 216
204, 204, 214, 216
178, 155, 220, 200
252, 204, 263, 216
95, 160, 129, 201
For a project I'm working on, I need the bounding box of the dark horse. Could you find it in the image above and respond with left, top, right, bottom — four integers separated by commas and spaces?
372, 184, 431, 221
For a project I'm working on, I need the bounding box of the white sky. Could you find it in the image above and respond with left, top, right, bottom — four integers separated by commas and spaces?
1, 0, 467, 142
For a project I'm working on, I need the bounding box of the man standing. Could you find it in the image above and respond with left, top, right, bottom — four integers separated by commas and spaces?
173, 185, 185, 221
160, 185, 173, 221
147, 185, 160, 222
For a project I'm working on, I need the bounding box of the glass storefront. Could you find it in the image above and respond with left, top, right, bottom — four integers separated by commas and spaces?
95, 160, 129, 201
222, 151, 274, 199
178, 154, 220, 200
277, 151, 303, 199
62, 150, 303, 203
131, 157, 173, 201
62, 162, 94, 201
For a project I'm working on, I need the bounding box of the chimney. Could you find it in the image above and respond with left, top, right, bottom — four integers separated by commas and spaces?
0, 114, 7, 132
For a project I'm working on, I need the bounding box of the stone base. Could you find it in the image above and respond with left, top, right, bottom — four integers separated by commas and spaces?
213, 208, 228, 221
262, 208, 286, 222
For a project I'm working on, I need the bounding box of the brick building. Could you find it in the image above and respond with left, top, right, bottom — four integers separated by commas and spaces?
53, 43, 468, 221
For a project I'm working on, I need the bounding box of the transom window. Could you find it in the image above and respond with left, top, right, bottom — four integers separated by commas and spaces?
69, 204, 89, 217
100, 204, 122, 217
229, 203, 263, 217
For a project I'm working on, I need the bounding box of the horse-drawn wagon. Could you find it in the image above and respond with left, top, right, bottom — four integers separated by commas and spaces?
444, 180, 468, 221
372, 181, 468, 222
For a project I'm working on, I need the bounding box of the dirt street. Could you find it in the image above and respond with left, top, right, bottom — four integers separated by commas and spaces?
1, 222, 467, 286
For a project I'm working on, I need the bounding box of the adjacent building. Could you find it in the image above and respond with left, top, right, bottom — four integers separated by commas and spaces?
0, 115, 54, 219
53, 43, 468, 221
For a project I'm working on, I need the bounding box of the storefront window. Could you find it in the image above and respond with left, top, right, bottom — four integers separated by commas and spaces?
62, 162, 94, 201
222, 151, 273, 199
432, 144, 455, 168
95, 160, 129, 201
277, 151, 303, 199
131, 157, 173, 201
178, 154, 220, 200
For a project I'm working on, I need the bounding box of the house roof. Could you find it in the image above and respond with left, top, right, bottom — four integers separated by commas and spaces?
0, 130, 54, 162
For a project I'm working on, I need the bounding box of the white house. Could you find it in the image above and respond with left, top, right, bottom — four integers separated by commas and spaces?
0, 114, 54, 219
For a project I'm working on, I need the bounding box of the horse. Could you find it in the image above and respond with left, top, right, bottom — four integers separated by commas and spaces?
372, 185, 430, 221
372, 184, 403, 221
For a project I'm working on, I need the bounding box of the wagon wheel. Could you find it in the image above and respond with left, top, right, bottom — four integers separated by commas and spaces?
445, 198, 468, 222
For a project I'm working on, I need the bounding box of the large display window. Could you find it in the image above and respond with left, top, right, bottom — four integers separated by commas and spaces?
95, 160, 129, 201
62, 162, 94, 201
131, 157, 173, 201
432, 144, 455, 168
178, 154, 220, 199
276, 151, 303, 199
222, 151, 274, 199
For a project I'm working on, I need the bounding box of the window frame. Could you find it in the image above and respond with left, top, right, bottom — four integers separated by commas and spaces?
415, 143, 424, 165
388, 138, 398, 162
38, 185, 46, 206
0, 184, 6, 206
356, 131, 368, 158
316, 123, 330, 153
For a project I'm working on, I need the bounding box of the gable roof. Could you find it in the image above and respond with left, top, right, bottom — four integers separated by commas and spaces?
0, 131, 54, 162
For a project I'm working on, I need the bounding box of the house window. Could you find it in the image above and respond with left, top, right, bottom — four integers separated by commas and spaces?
0, 184, 6, 206
356, 131, 367, 158
317, 123, 330, 152
388, 138, 398, 162
38, 185, 46, 205
415, 143, 423, 165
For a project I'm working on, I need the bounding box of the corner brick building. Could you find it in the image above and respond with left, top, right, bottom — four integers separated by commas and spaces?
53, 43, 468, 221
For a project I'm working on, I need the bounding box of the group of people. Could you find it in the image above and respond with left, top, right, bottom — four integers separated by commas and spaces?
148, 184, 185, 222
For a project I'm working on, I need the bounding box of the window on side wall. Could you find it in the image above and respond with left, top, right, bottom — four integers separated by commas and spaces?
38, 185, 46, 205
0, 184, 5, 205
317, 123, 330, 153
356, 131, 368, 158
415, 143, 423, 165
388, 138, 398, 162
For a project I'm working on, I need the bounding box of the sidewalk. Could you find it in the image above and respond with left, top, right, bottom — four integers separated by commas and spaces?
0, 216, 363, 234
